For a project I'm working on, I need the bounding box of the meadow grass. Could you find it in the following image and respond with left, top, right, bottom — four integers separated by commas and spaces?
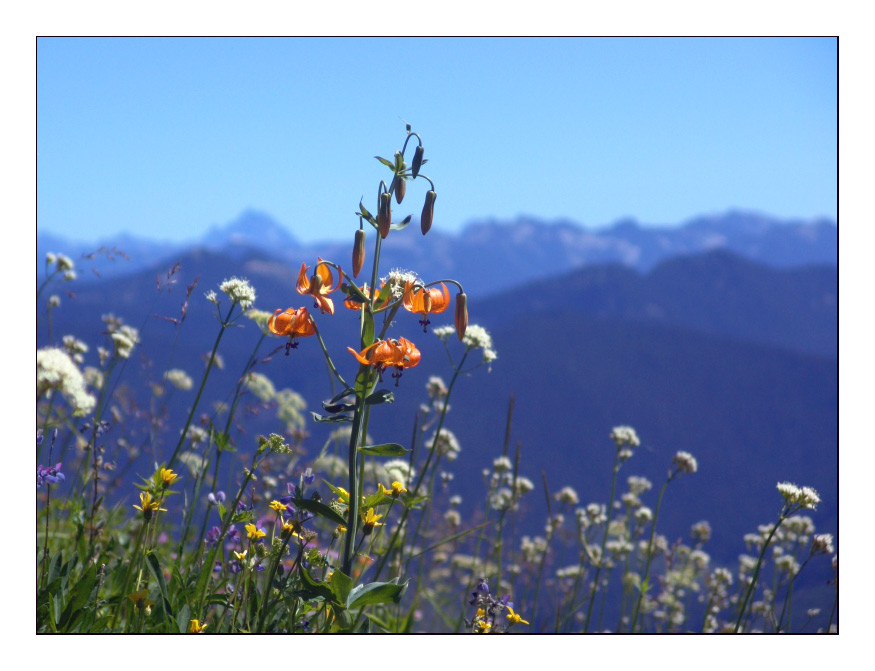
36, 128, 836, 634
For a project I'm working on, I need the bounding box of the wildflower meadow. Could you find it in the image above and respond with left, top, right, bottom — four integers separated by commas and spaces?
36, 127, 837, 634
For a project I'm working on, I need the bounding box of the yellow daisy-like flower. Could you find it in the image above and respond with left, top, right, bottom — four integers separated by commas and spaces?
159, 467, 178, 486
127, 588, 155, 610
245, 523, 266, 541
282, 518, 302, 539
133, 492, 166, 518
269, 500, 287, 513
390, 481, 407, 497
233, 550, 247, 562
506, 605, 529, 625
360, 507, 384, 535
189, 618, 208, 633
474, 608, 491, 633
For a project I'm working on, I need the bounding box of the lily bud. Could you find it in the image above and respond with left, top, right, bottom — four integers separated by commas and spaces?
352, 229, 366, 278
411, 144, 424, 178
421, 190, 436, 235
454, 291, 468, 341
393, 173, 406, 204
378, 192, 392, 239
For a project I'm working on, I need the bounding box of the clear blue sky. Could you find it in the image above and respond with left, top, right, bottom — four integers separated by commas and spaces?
36, 37, 837, 244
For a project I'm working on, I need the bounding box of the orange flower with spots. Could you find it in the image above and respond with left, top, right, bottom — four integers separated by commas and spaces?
403, 282, 450, 331
348, 336, 420, 385
268, 306, 316, 355
296, 258, 342, 314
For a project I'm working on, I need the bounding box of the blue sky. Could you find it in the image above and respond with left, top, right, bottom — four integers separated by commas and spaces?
36, 37, 837, 244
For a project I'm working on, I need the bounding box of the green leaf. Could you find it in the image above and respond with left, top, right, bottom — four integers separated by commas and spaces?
299, 566, 340, 605
291, 497, 348, 526
374, 155, 395, 168
347, 578, 409, 609
358, 200, 376, 223
365, 389, 394, 405
146, 550, 175, 622
361, 309, 375, 349
390, 214, 412, 231
310, 411, 353, 423
329, 569, 353, 605
359, 443, 410, 457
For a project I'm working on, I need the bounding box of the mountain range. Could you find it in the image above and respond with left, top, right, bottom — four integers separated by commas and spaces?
37, 208, 836, 296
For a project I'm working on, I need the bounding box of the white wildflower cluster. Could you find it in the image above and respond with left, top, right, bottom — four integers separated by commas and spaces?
205, 290, 219, 304
634, 506, 653, 523
672, 450, 698, 474
520, 535, 549, 563
431, 325, 455, 341
245, 308, 273, 332
690, 549, 711, 571
461, 324, 497, 366
427, 428, 461, 461
164, 368, 193, 391
426, 375, 448, 400
489, 487, 514, 511
554, 486, 580, 506
627, 475, 652, 495
384, 459, 415, 487
556, 565, 583, 580
811, 533, 834, 555
62, 335, 89, 363
275, 389, 307, 434
219, 276, 257, 309
774, 554, 800, 576
48, 294, 61, 308
514, 476, 535, 495
776, 482, 821, 510
186, 425, 209, 446
492, 455, 513, 473
621, 491, 642, 508
605, 537, 634, 555
576, 502, 608, 530
444, 509, 461, 527
312, 454, 347, 480
610, 425, 640, 447
45, 252, 76, 281
37, 347, 97, 415
382, 268, 419, 298
691, 520, 712, 545
111, 325, 139, 358
244, 371, 276, 402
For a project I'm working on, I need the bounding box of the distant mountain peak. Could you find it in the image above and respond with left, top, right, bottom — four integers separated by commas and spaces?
202, 209, 300, 249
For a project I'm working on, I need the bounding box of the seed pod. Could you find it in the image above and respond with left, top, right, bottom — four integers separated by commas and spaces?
393, 173, 406, 204
454, 291, 468, 341
378, 192, 392, 239
421, 190, 436, 235
411, 144, 424, 178
353, 229, 366, 278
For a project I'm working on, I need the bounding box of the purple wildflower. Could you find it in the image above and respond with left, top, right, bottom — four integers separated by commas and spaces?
37, 463, 65, 489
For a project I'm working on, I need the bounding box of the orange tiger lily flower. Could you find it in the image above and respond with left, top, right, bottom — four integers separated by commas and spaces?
296, 257, 342, 314
403, 281, 450, 331
348, 336, 420, 385
268, 306, 316, 354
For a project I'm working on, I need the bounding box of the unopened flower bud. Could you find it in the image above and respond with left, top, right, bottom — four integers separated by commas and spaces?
454, 291, 468, 340
353, 229, 366, 277
379, 192, 392, 239
421, 190, 436, 235
411, 145, 424, 177
394, 172, 406, 204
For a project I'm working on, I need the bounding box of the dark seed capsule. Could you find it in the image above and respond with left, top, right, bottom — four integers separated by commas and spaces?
411, 145, 424, 178
454, 291, 468, 341
393, 173, 406, 205
378, 192, 392, 239
421, 190, 436, 235
353, 229, 366, 278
